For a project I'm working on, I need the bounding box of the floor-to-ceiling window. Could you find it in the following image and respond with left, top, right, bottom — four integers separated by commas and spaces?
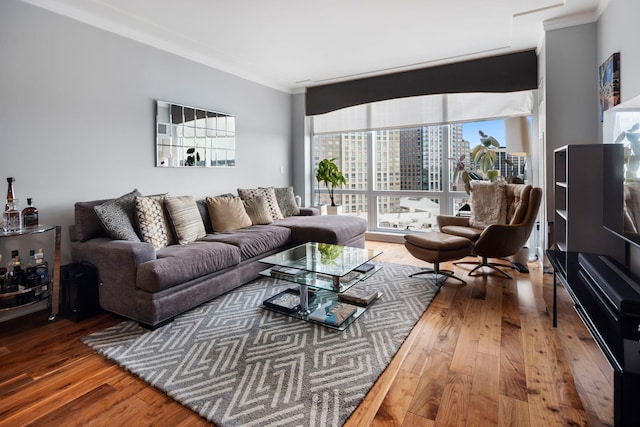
309, 92, 534, 234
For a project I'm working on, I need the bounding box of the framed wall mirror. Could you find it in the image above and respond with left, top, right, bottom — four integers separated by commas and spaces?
156, 100, 236, 167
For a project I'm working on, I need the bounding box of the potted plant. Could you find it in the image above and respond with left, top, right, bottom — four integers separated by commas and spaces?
185, 148, 200, 166
472, 130, 500, 176
451, 130, 500, 194
316, 158, 347, 215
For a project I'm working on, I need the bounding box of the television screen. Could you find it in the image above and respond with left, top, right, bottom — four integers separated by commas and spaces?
603, 141, 640, 248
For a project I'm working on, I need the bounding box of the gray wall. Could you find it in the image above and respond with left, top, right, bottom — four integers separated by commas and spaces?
543, 22, 599, 219
0, 2, 293, 262
598, 0, 640, 105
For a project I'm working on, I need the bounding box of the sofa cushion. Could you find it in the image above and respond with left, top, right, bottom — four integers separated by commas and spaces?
165, 195, 207, 244
273, 215, 367, 245
199, 224, 291, 261
273, 186, 300, 217
206, 196, 252, 232
238, 187, 284, 221
94, 189, 142, 241
137, 241, 241, 293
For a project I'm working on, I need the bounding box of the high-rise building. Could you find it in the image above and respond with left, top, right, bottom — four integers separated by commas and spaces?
313, 123, 470, 218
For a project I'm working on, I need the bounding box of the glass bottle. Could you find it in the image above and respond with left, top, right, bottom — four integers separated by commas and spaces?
3, 200, 22, 233
7, 250, 23, 292
0, 254, 5, 292
5, 177, 15, 211
34, 248, 48, 286
25, 249, 39, 289
22, 198, 38, 227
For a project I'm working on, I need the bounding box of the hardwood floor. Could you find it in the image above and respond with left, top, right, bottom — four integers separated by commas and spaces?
0, 242, 613, 426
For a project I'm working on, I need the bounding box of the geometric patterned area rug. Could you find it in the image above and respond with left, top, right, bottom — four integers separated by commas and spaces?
82, 262, 441, 427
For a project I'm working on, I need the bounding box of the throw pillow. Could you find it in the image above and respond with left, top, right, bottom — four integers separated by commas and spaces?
94, 189, 142, 241
243, 196, 273, 225
272, 186, 300, 217
206, 196, 253, 232
165, 195, 207, 244
469, 180, 507, 229
135, 195, 174, 250
237, 187, 284, 221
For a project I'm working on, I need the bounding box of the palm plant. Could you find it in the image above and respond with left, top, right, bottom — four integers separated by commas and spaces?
315, 158, 347, 206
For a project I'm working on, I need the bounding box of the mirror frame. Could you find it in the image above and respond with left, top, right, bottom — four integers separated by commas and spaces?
155, 100, 235, 168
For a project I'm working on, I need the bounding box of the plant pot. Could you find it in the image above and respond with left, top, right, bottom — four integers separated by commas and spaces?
314, 205, 328, 215
327, 205, 343, 215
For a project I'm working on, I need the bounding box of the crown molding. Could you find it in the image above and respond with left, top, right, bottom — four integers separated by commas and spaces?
543, 10, 598, 31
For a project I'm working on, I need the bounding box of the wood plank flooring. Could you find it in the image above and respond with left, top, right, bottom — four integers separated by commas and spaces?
0, 242, 614, 426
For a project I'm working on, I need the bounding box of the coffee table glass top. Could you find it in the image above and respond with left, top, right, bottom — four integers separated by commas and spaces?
260, 242, 380, 276
260, 242, 382, 292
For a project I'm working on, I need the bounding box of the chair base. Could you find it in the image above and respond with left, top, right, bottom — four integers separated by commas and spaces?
454, 256, 517, 279
409, 263, 466, 285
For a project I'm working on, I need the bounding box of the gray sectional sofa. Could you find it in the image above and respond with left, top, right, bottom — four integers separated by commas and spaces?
70, 193, 367, 328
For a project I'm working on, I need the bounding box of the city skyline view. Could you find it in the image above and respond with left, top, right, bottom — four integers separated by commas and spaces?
313, 118, 528, 232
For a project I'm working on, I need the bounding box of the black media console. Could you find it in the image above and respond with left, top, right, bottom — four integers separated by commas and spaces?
547, 250, 640, 426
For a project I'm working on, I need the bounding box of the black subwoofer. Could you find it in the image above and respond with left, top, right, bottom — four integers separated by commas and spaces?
59, 262, 100, 321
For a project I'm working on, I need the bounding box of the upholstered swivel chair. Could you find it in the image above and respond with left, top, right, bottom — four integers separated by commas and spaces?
437, 184, 542, 279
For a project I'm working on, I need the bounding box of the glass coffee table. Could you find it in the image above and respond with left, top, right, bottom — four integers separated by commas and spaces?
259, 242, 382, 330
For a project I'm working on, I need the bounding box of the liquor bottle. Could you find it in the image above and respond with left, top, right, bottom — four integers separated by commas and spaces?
25, 249, 39, 289
6, 250, 22, 292
5, 177, 15, 211
2, 200, 22, 233
34, 248, 48, 286
22, 198, 38, 227
0, 254, 5, 292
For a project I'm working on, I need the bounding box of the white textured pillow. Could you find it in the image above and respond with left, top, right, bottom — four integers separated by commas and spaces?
469, 180, 507, 229
271, 187, 300, 217
135, 194, 176, 249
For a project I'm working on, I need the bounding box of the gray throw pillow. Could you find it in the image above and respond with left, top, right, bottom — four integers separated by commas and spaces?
94, 189, 142, 241
272, 186, 300, 217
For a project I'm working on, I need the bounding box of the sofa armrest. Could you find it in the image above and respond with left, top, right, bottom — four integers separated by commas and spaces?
71, 238, 156, 318
71, 238, 156, 286
298, 207, 320, 216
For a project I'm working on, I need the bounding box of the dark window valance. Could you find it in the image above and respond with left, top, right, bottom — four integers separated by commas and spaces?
306, 49, 538, 116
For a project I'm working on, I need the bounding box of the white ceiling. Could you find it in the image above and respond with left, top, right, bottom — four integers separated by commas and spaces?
22, 0, 606, 93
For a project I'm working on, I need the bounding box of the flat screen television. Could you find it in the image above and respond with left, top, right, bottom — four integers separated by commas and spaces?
602, 115, 640, 249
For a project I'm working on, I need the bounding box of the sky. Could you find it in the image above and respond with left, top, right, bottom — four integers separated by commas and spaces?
462, 119, 506, 147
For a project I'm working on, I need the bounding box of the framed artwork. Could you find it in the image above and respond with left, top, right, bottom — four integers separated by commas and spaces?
599, 52, 621, 121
